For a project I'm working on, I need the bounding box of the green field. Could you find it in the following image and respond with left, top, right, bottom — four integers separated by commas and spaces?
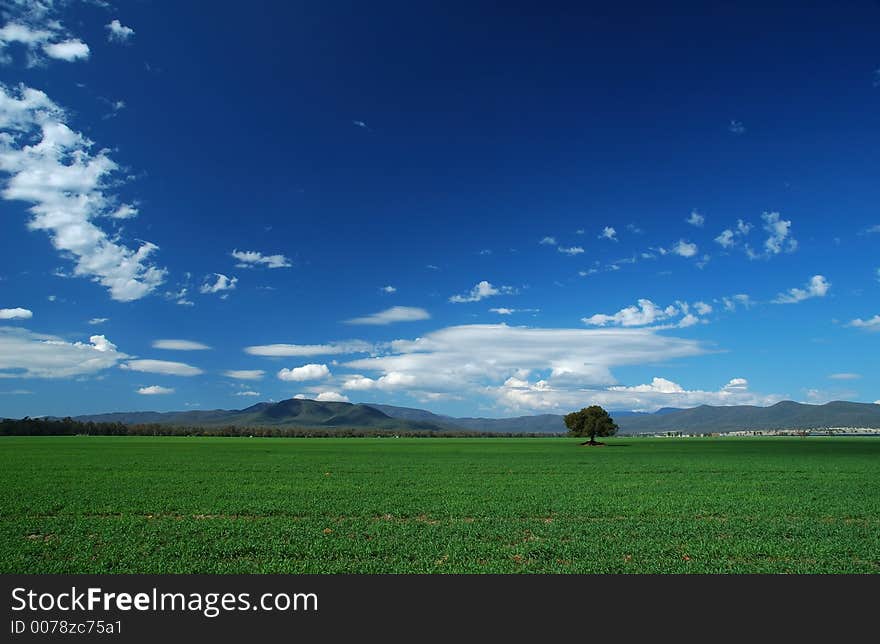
1, 436, 878, 573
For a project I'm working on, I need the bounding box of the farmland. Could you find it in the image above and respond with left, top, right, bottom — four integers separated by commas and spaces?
1, 436, 878, 573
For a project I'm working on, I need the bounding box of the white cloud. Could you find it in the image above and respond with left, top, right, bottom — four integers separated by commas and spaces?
495, 376, 780, 413
109, 204, 138, 219
0, 307, 32, 320
137, 385, 174, 395
721, 294, 754, 312
0, 84, 167, 301
539, 236, 557, 245
245, 340, 374, 357
490, 308, 514, 315
42, 39, 88, 61
342, 372, 417, 391
152, 339, 211, 351
828, 373, 860, 380
278, 363, 331, 381
758, 211, 797, 256
686, 210, 704, 227
847, 315, 880, 331
120, 359, 203, 376
314, 391, 350, 402
557, 246, 584, 255
0, 327, 125, 378
343, 324, 708, 398
715, 229, 735, 248
728, 120, 745, 135
578, 268, 598, 277
345, 306, 430, 325
234, 390, 260, 397
200, 273, 237, 294
88, 317, 108, 325
599, 227, 617, 241
772, 275, 830, 304
223, 369, 265, 380
105, 19, 134, 43
0, 389, 32, 395
231, 249, 292, 269
694, 301, 712, 315
450, 280, 514, 303
670, 240, 698, 257
0, 18, 89, 65
381, 285, 396, 293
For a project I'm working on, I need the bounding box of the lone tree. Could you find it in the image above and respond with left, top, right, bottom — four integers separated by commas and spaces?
564, 405, 618, 446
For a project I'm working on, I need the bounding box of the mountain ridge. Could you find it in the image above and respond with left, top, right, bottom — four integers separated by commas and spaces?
48, 398, 880, 433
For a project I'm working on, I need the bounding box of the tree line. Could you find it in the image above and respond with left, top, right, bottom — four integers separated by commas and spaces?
0, 417, 562, 438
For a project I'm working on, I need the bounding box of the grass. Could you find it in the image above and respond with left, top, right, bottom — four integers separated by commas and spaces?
1, 436, 878, 573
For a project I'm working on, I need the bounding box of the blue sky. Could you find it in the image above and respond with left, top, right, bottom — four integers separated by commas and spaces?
1, 0, 878, 418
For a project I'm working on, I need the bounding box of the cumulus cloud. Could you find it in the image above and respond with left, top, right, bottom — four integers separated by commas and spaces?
343, 324, 708, 399
244, 340, 374, 357
496, 375, 780, 413
231, 249, 292, 269
278, 363, 331, 381
670, 240, 698, 257
582, 299, 710, 329
0, 307, 32, 320
0, 327, 125, 378
0, 20, 89, 64
342, 372, 417, 391
223, 369, 265, 380
772, 275, 830, 304
200, 273, 237, 294
449, 281, 515, 303
599, 227, 617, 241
715, 230, 734, 248
686, 210, 705, 227
0, 84, 166, 301
558, 246, 584, 255
539, 236, 557, 245
345, 306, 430, 325
137, 385, 174, 395
847, 315, 880, 331
152, 339, 211, 351
120, 359, 203, 376
109, 204, 137, 219
105, 19, 134, 43
381, 285, 396, 293
754, 211, 797, 257
314, 391, 350, 402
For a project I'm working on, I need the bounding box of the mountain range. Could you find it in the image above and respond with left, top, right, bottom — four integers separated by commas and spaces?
60, 398, 880, 434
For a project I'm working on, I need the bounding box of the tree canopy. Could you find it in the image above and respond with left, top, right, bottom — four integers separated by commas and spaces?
563, 406, 618, 445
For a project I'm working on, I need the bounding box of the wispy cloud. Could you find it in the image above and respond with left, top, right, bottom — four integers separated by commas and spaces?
120, 359, 203, 377
231, 249, 292, 269
244, 340, 374, 357
152, 339, 211, 351
772, 275, 830, 304
728, 120, 745, 135
223, 369, 265, 380
345, 306, 430, 325
557, 246, 584, 255
599, 227, 617, 241
686, 210, 704, 227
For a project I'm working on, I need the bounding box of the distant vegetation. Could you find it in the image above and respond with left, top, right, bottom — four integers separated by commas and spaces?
0, 417, 558, 438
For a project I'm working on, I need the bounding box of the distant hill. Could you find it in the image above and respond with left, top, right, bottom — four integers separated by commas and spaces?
72, 399, 445, 432
615, 400, 880, 433
58, 399, 880, 434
